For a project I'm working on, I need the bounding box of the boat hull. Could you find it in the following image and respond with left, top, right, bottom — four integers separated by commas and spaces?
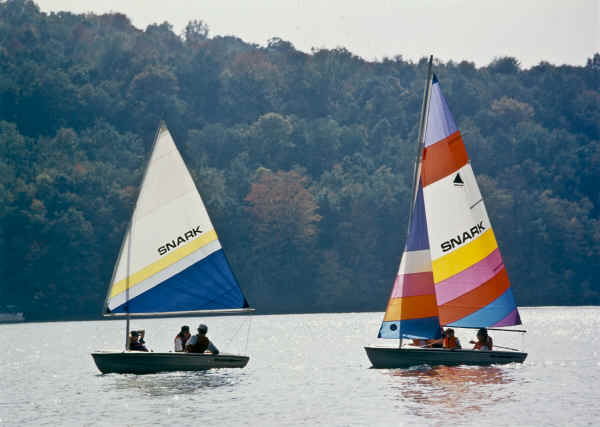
364, 346, 527, 369
91, 351, 249, 374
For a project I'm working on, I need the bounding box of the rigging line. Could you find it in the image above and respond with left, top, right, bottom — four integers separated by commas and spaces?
446, 326, 527, 333
470, 198, 483, 209
223, 316, 246, 347
493, 344, 522, 352
406, 55, 433, 235
244, 314, 253, 355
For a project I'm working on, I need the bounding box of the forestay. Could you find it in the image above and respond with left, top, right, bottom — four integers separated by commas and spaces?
104, 123, 250, 315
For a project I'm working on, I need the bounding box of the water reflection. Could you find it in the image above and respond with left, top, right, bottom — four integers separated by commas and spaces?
386, 365, 517, 417
107, 370, 244, 396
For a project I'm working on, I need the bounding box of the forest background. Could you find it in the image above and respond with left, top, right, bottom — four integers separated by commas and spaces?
0, 0, 598, 320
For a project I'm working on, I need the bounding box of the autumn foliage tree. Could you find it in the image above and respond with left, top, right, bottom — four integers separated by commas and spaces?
243, 169, 322, 310
245, 169, 321, 250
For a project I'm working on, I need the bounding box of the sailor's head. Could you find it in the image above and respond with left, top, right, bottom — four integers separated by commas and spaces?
446, 328, 455, 337
477, 328, 488, 339
130, 330, 140, 340
181, 325, 190, 334
198, 324, 208, 334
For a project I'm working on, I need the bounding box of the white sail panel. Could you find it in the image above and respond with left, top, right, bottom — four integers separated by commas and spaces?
422, 163, 492, 261
397, 249, 434, 275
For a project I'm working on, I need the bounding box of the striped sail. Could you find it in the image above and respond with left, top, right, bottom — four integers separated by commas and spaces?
378, 181, 442, 339
420, 75, 521, 327
104, 123, 250, 315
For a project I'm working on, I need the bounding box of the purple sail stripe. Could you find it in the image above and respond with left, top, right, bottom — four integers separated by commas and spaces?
493, 307, 522, 327
423, 81, 458, 148
390, 271, 435, 298
434, 248, 504, 305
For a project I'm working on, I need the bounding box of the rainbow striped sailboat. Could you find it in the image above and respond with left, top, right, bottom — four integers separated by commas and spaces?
365, 57, 527, 368
92, 123, 253, 374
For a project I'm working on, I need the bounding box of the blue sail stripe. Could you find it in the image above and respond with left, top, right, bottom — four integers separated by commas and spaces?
379, 317, 442, 339
110, 249, 247, 314
405, 182, 430, 251
447, 288, 517, 328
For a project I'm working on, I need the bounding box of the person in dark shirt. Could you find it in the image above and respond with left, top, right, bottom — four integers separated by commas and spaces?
185, 324, 219, 354
128, 330, 148, 352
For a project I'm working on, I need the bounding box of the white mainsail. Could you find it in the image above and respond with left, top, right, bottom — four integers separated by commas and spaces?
104, 123, 249, 315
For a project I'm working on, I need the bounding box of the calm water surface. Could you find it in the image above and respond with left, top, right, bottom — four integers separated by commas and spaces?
1, 307, 599, 426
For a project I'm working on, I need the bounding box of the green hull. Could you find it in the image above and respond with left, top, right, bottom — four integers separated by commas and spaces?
91, 351, 249, 374
365, 346, 527, 368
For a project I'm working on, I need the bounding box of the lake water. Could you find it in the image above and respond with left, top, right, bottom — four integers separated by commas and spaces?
1, 307, 599, 426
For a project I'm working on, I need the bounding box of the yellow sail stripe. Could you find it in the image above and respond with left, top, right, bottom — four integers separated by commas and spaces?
109, 229, 219, 298
432, 228, 498, 283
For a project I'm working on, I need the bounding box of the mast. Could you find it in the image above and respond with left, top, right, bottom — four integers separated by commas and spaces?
397, 55, 433, 349
105, 122, 164, 350
406, 55, 434, 235
124, 226, 131, 350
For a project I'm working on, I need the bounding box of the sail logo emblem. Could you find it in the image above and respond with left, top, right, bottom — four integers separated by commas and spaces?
157, 226, 203, 256
453, 173, 464, 186
441, 221, 485, 252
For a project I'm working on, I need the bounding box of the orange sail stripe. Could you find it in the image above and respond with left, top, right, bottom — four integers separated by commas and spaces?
421, 131, 469, 187
437, 267, 510, 325
384, 295, 439, 321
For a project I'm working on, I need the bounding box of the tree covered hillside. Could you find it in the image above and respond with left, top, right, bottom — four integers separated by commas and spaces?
0, 0, 598, 320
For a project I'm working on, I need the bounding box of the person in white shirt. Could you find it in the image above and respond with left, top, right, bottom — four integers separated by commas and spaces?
174, 325, 191, 352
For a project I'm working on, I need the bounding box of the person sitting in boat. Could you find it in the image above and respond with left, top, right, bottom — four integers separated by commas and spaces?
425, 328, 461, 349
442, 328, 461, 349
128, 330, 148, 352
470, 328, 493, 350
185, 324, 219, 355
174, 325, 191, 352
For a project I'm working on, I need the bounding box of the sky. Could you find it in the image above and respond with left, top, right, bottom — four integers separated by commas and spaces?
35, 0, 599, 68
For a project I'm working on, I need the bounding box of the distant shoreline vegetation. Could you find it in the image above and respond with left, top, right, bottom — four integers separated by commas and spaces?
0, 0, 598, 321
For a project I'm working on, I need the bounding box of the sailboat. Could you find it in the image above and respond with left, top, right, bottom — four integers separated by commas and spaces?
92, 122, 253, 374
364, 57, 527, 368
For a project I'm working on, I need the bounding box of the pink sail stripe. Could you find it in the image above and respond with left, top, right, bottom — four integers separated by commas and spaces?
493, 307, 522, 327
434, 248, 504, 305
390, 271, 435, 298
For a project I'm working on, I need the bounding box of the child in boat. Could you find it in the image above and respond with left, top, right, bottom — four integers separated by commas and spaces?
128, 330, 148, 352
470, 328, 493, 350
174, 325, 191, 352
422, 328, 461, 349
442, 328, 461, 349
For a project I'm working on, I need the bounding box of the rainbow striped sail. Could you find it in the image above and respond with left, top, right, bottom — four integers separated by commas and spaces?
422, 75, 520, 328
378, 73, 520, 339
378, 181, 441, 339
104, 123, 250, 316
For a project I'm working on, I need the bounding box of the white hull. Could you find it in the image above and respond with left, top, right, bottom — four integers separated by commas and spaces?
365, 346, 527, 368
91, 351, 249, 374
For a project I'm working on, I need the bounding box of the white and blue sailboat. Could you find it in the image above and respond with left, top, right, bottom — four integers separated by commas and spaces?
92, 123, 253, 374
